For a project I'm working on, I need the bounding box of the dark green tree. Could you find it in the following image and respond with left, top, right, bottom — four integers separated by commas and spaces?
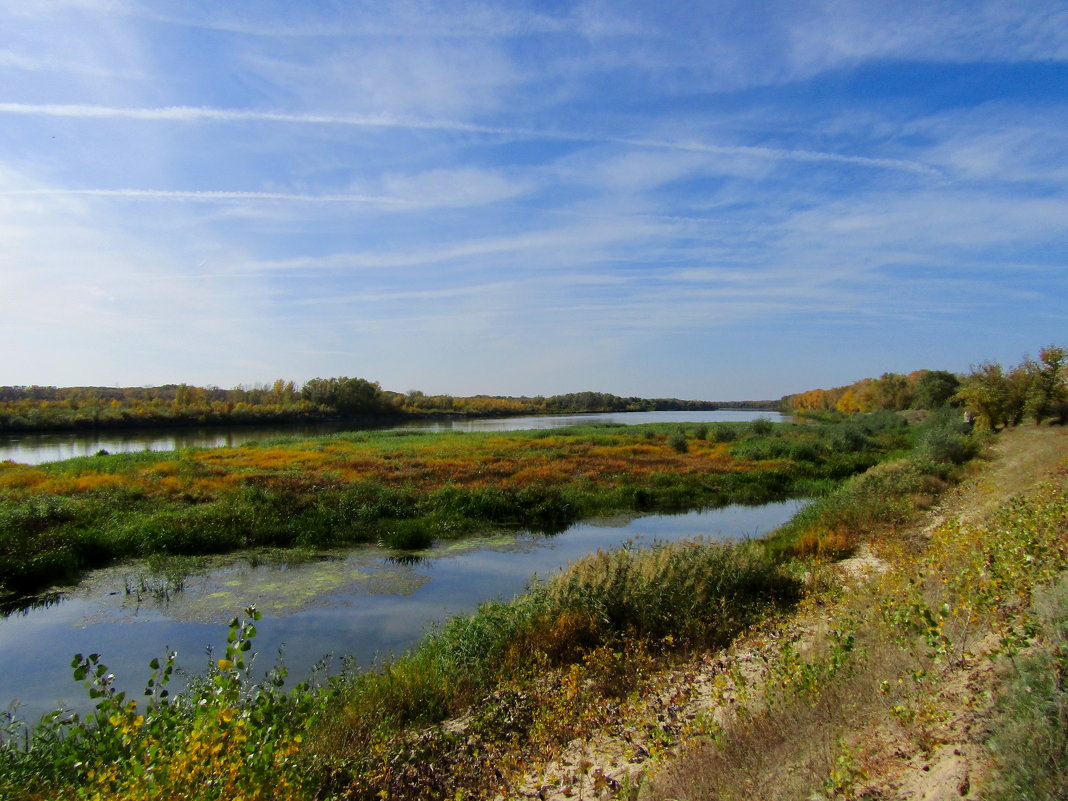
1026, 346, 1067, 424
953, 362, 1009, 430
301, 377, 385, 414
870, 373, 913, 411
914, 370, 960, 409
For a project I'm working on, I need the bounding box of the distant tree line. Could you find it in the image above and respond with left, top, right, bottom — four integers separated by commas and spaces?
397, 390, 773, 416
0, 380, 321, 432
781, 345, 1067, 430
0, 377, 770, 433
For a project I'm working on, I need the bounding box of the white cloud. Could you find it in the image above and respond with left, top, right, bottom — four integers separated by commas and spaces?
788, 1, 1068, 71
781, 191, 1068, 254
377, 168, 530, 208
235, 218, 670, 273
62, 0, 573, 39
240, 36, 521, 118
1, 1, 1065, 394
0, 188, 411, 205
512, 1, 1068, 99
289, 271, 630, 308
910, 106, 1068, 184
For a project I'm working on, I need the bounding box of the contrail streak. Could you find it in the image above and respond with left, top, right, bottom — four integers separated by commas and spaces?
0, 102, 940, 176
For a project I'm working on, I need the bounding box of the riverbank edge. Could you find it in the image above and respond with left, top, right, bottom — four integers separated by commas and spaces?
536, 425, 1068, 801
0, 404, 783, 436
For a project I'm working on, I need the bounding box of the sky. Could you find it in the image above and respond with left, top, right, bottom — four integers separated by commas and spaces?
1, 1, 1066, 400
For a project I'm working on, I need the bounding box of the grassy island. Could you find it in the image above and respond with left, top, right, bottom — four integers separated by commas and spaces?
1, 415, 914, 598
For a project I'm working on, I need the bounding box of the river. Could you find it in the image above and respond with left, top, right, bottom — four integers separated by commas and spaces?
0, 410, 787, 465
0, 498, 805, 723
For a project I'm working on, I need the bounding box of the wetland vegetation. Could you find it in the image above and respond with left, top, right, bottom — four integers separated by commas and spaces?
1, 346, 1063, 800
0, 416, 905, 599
0, 408, 983, 800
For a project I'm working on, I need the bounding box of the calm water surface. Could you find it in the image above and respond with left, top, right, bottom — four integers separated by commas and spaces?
0, 499, 804, 722
0, 410, 788, 465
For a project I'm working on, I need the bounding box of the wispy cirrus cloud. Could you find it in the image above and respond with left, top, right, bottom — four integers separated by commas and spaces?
582, 1, 1068, 93
10, 0, 576, 39
237, 218, 669, 273
786, 0, 1068, 70
0, 49, 145, 78
0, 166, 531, 211
288, 271, 629, 308
1, 1, 1065, 396
0, 102, 939, 176
0, 188, 411, 204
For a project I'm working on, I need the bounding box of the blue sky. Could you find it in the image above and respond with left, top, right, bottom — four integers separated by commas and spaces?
1, 1, 1065, 400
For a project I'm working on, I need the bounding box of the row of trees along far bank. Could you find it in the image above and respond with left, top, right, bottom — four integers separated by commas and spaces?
0, 378, 777, 433
780, 345, 1067, 430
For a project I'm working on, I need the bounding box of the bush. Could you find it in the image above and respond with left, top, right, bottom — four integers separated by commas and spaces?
710, 425, 737, 443
858, 410, 908, 434
546, 539, 801, 645
914, 408, 979, 467
786, 442, 822, 462
830, 425, 872, 454
749, 418, 774, 436
0, 608, 320, 801
379, 521, 433, 550
917, 428, 977, 467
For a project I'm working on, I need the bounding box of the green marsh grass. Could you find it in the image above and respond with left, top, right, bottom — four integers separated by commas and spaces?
0, 420, 907, 598
764, 410, 978, 559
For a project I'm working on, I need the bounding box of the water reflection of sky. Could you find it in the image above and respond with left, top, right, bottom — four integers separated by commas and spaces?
0, 499, 805, 722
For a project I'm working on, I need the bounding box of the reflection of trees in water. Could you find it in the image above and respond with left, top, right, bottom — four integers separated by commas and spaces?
386, 553, 426, 567
122, 570, 186, 606
0, 590, 64, 618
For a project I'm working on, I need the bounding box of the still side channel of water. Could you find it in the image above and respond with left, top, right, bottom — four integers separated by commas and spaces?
0, 499, 806, 723
0, 410, 788, 465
